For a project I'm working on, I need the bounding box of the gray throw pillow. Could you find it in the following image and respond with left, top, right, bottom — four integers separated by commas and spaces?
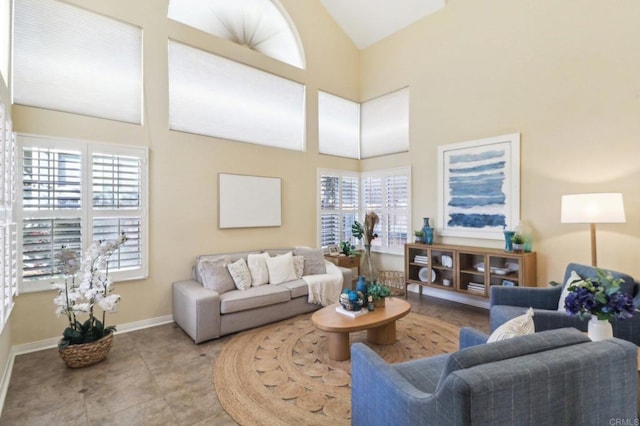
197, 257, 235, 294
293, 247, 326, 276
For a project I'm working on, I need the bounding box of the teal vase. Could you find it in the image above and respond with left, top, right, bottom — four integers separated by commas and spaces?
356, 275, 368, 298
421, 218, 433, 244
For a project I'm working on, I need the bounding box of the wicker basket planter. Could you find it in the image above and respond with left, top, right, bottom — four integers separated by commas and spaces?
58, 331, 114, 368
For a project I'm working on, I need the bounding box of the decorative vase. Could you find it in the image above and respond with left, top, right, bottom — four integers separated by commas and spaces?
515, 220, 534, 253
356, 275, 368, 297
503, 230, 515, 252
421, 218, 433, 244
587, 317, 613, 341
58, 331, 114, 368
360, 245, 378, 284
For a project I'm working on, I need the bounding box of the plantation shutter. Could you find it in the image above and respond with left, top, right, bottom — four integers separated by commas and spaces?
319, 172, 359, 248
361, 176, 383, 247
385, 174, 409, 249
91, 152, 144, 273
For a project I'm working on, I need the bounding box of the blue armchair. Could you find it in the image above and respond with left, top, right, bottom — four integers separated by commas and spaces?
351, 328, 638, 426
490, 263, 640, 345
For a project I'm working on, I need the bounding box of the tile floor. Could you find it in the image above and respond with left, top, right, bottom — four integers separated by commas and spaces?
0, 292, 489, 425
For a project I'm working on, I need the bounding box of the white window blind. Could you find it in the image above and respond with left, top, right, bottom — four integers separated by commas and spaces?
318, 170, 359, 248
0, 99, 17, 334
168, 40, 305, 151
18, 135, 148, 292
168, 0, 305, 69
361, 167, 411, 253
13, 0, 142, 123
318, 91, 360, 158
0, 0, 10, 84
361, 87, 410, 159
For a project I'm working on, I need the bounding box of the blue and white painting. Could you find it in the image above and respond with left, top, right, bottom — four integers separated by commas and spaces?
438, 134, 520, 239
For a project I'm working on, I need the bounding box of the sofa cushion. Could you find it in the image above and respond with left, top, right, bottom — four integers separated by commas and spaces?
487, 307, 534, 342
227, 258, 252, 291
276, 278, 309, 299
219, 285, 291, 314
266, 252, 297, 285
248, 252, 270, 286
293, 247, 326, 275
197, 257, 235, 294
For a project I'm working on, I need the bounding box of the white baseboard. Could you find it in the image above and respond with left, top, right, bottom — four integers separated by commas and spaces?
0, 315, 174, 417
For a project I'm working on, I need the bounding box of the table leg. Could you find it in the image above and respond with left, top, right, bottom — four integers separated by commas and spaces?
327, 332, 350, 361
367, 321, 397, 345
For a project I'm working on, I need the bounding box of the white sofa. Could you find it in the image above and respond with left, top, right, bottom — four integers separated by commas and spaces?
172, 248, 352, 343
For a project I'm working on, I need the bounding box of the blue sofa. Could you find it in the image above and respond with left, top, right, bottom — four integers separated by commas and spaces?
490, 263, 640, 345
351, 328, 638, 426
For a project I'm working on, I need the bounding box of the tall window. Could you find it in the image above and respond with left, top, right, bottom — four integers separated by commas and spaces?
361, 167, 411, 253
17, 135, 148, 293
318, 170, 359, 248
0, 100, 17, 334
318, 167, 411, 254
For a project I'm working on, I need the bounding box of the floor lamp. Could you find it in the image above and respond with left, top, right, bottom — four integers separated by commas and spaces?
560, 193, 626, 267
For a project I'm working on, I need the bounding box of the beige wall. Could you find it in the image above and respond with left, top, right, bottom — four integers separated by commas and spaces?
8, 0, 640, 345
10, 0, 360, 345
362, 0, 640, 284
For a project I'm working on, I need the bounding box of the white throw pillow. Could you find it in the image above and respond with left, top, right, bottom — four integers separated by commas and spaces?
487, 307, 535, 342
227, 258, 252, 291
265, 251, 297, 285
293, 255, 304, 279
558, 270, 583, 311
247, 252, 270, 286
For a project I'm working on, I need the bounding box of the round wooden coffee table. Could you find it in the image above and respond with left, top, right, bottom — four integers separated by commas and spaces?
311, 298, 411, 361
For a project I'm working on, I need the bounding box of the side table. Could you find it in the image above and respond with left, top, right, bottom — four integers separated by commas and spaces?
325, 254, 360, 288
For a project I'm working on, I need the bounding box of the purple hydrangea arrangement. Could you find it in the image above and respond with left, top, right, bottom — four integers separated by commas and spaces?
564, 269, 636, 321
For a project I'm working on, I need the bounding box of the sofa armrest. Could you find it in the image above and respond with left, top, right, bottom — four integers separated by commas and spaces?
351, 343, 433, 425
490, 285, 562, 310
172, 279, 221, 344
338, 266, 352, 288
459, 327, 489, 349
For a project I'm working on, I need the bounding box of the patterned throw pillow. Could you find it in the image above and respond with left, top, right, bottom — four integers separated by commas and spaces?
487, 307, 535, 342
227, 258, 252, 291
293, 255, 304, 279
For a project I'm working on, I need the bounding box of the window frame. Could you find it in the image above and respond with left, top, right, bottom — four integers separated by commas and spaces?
16, 133, 149, 293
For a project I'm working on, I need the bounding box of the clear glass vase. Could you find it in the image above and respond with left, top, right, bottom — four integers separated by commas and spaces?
360, 244, 378, 284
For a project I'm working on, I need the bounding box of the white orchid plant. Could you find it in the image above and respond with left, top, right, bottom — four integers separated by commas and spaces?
53, 233, 127, 349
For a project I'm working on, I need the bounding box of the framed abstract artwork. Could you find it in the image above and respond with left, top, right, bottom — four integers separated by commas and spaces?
437, 133, 520, 240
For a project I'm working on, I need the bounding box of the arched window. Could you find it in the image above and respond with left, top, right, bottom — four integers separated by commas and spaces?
168, 0, 305, 69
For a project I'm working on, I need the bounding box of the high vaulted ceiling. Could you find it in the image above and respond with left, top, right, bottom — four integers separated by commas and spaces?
319, 0, 446, 49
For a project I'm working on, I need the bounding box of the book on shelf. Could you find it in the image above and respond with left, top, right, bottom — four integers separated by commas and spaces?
336, 306, 368, 318
414, 255, 429, 264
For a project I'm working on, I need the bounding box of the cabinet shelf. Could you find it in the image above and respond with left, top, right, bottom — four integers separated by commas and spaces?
404, 243, 536, 302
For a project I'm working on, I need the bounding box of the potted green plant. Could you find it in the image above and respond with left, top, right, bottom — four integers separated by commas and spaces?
511, 233, 524, 253
340, 241, 355, 256
367, 282, 391, 308
414, 230, 425, 243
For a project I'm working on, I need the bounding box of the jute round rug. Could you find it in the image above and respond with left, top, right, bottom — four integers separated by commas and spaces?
213, 311, 459, 425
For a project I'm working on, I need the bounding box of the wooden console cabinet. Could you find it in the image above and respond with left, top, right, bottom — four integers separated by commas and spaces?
404, 243, 536, 299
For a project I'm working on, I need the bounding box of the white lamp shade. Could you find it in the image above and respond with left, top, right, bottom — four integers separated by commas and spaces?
561, 193, 626, 224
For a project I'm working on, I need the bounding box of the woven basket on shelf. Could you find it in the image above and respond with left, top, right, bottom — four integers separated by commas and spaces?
58, 331, 113, 369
